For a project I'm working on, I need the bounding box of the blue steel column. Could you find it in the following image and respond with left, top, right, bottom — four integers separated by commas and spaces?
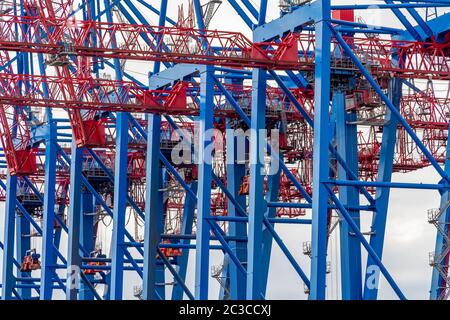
80, 192, 95, 300
260, 156, 282, 297
246, 68, 266, 300
54, 197, 65, 257
16, 187, 31, 299
195, 65, 215, 300
310, 0, 331, 300
150, 0, 168, 298
363, 77, 402, 299
152, 0, 167, 74
106, 0, 128, 299
66, 144, 83, 299
109, 111, 128, 300
260, 100, 285, 297
40, 120, 57, 299
193, 0, 206, 30
172, 183, 198, 300
13, 12, 34, 299
2, 174, 17, 299
142, 114, 162, 300
156, 170, 167, 299
226, 120, 247, 300
334, 90, 362, 299
430, 122, 450, 300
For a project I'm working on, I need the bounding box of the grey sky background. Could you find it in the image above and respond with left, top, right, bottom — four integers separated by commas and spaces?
0, 0, 448, 300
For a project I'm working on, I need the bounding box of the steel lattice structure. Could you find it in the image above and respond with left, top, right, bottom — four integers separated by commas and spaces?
0, 0, 449, 300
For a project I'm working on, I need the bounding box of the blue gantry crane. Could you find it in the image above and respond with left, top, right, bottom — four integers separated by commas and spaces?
0, 0, 449, 300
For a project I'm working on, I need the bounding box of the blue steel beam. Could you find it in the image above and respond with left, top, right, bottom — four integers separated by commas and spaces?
242, 0, 260, 20
272, 75, 376, 205
259, 110, 281, 297
63, 147, 144, 257
309, 0, 331, 300
126, 114, 198, 201
208, 77, 313, 290
146, 103, 255, 300
207, 221, 247, 278
266, 70, 376, 205
388, 0, 434, 38
134, 0, 177, 26
149, 71, 251, 302
4, 10, 37, 300
141, 80, 259, 298
363, 77, 402, 300
151, 0, 167, 75
193, 0, 206, 30
261, 216, 310, 288
157, 247, 195, 300
36, 5, 68, 298
119, 0, 172, 69
332, 3, 450, 10
109, 116, 128, 299
228, 0, 256, 29
150, 64, 201, 90
105, 0, 129, 299
40, 128, 58, 299
258, 0, 268, 25
21, 177, 67, 236
79, 191, 96, 300
218, 259, 230, 300
56, 140, 144, 253
15, 180, 31, 299
383, 0, 423, 40
79, 272, 103, 300
330, 18, 450, 300
213, 75, 313, 202
226, 118, 247, 300
61, 145, 104, 300
125, 97, 200, 297
394, 11, 450, 42
171, 183, 198, 300
86, 149, 144, 220
142, 114, 162, 300
7, 0, 450, 300
329, 24, 449, 182
253, 1, 320, 42
0, 182, 44, 238
329, 19, 402, 35
329, 180, 444, 190
66, 144, 84, 300
206, 221, 246, 271
2, 174, 18, 300
325, 185, 406, 300
430, 122, 450, 300
142, 0, 168, 299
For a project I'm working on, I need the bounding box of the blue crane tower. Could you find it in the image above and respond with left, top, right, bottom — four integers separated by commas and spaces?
0, 0, 449, 300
